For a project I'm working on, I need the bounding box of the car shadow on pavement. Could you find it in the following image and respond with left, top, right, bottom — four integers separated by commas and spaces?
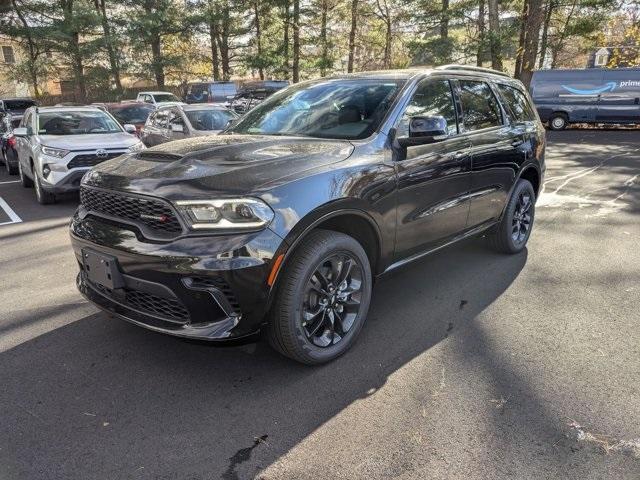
1, 239, 531, 480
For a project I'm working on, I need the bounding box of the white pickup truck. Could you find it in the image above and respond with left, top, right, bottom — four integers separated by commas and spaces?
135, 91, 183, 106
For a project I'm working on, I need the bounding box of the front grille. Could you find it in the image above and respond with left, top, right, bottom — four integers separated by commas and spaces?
89, 279, 189, 323
80, 187, 182, 237
188, 276, 241, 313
68, 152, 123, 169
125, 289, 189, 322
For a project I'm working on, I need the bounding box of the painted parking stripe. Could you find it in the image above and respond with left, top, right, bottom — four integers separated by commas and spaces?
0, 196, 22, 226
0, 180, 21, 185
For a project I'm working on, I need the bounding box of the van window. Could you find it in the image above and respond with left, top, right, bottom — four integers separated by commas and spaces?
458, 80, 502, 131
497, 84, 536, 122
398, 79, 457, 136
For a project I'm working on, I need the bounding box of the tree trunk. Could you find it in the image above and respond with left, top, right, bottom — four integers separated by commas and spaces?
440, 0, 449, 40
150, 35, 165, 88
477, 0, 485, 66
320, 0, 328, 76
514, 0, 528, 77
292, 0, 300, 82
282, 0, 290, 78
254, 1, 264, 80
384, 15, 392, 68
94, 0, 122, 91
487, 0, 503, 70
210, 20, 220, 80
518, 0, 544, 87
216, 1, 231, 80
347, 0, 358, 72
538, 0, 554, 68
71, 32, 87, 102
11, 0, 40, 97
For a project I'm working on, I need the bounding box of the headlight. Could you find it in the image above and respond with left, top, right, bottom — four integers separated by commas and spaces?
175, 198, 274, 231
127, 141, 145, 152
41, 146, 70, 158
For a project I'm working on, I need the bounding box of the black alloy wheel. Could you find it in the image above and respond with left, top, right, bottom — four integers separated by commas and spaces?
511, 190, 533, 246
488, 178, 536, 254
302, 253, 363, 348
268, 229, 372, 365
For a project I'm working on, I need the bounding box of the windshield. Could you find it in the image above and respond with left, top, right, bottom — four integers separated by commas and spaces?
109, 105, 154, 125
4, 100, 36, 111
228, 79, 404, 140
38, 111, 122, 135
154, 93, 180, 103
185, 109, 237, 131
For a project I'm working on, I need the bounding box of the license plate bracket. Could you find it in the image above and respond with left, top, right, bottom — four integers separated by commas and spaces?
82, 249, 124, 290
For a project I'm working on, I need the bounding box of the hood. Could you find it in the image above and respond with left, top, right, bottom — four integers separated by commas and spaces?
83, 134, 354, 199
38, 132, 140, 151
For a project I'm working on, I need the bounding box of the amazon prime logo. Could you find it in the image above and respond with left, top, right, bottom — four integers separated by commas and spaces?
561, 82, 617, 95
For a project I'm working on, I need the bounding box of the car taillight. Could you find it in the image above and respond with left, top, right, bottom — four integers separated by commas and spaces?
7, 136, 16, 148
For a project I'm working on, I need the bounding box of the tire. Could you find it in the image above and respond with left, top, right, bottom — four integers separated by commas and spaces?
267, 229, 372, 365
488, 179, 536, 254
548, 113, 568, 131
34, 173, 56, 205
18, 161, 33, 188
5, 151, 18, 175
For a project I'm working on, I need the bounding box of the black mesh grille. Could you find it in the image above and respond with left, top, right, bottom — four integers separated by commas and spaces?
80, 187, 182, 236
188, 276, 241, 313
68, 152, 123, 169
125, 290, 189, 322
88, 278, 189, 323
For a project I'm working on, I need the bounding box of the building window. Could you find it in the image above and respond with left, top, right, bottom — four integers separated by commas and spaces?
2, 46, 15, 64
594, 48, 609, 67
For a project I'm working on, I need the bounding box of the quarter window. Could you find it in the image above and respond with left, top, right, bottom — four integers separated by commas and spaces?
496, 84, 537, 122
458, 80, 502, 131
398, 79, 458, 136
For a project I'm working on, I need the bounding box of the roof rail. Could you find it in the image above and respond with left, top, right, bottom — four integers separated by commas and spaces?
435, 64, 511, 78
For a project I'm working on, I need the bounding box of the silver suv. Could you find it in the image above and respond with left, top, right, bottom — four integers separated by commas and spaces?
14, 106, 145, 204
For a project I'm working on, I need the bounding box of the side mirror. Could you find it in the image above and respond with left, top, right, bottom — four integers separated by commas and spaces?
397, 115, 449, 147
170, 123, 184, 133
123, 124, 137, 134
13, 127, 28, 137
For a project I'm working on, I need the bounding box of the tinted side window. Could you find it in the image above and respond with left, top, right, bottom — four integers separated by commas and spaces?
398, 79, 457, 136
154, 110, 169, 128
21, 112, 32, 128
497, 84, 536, 122
458, 80, 502, 131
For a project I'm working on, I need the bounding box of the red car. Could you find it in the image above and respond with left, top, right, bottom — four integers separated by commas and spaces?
103, 103, 155, 137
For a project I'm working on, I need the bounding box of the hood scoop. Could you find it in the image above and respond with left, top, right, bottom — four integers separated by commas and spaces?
136, 151, 184, 162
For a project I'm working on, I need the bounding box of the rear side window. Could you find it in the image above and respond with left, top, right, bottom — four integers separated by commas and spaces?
497, 84, 536, 122
458, 80, 502, 131
153, 110, 169, 128
398, 79, 458, 136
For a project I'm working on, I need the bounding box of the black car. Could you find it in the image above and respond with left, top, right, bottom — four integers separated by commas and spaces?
0, 98, 37, 127
70, 66, 545, 364
228, 80, 290, 113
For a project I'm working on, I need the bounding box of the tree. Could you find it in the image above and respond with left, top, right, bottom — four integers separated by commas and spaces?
93, 0, 122, 90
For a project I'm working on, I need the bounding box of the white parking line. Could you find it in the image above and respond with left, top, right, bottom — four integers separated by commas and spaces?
0, 196, 22, 226
0, 180, 21, 185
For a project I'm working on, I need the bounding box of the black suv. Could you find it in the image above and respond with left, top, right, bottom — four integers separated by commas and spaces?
71, 66, 545, 364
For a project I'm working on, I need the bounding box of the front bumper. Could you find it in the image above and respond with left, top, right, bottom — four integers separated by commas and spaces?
70, 213, 287, 340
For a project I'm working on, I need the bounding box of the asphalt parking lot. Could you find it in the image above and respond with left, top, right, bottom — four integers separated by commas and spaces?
1, 130, 638, 480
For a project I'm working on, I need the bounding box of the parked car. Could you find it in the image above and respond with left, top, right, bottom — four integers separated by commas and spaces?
140, 103, 237, 147
185, 81, 238, 103
70, 65, 545, 364
136, 91, 182, 106
228, 80, 290, 114
0, 114, 18, 175
0, 98, 38, 127
103, 102, 155, 137
530, 67, 640, 130
13, 106, 145, 204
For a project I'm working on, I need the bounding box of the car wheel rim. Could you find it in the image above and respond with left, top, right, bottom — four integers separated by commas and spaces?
511, 191, 532, 245
552, 118, 564, 129
301, 253, 363, 348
